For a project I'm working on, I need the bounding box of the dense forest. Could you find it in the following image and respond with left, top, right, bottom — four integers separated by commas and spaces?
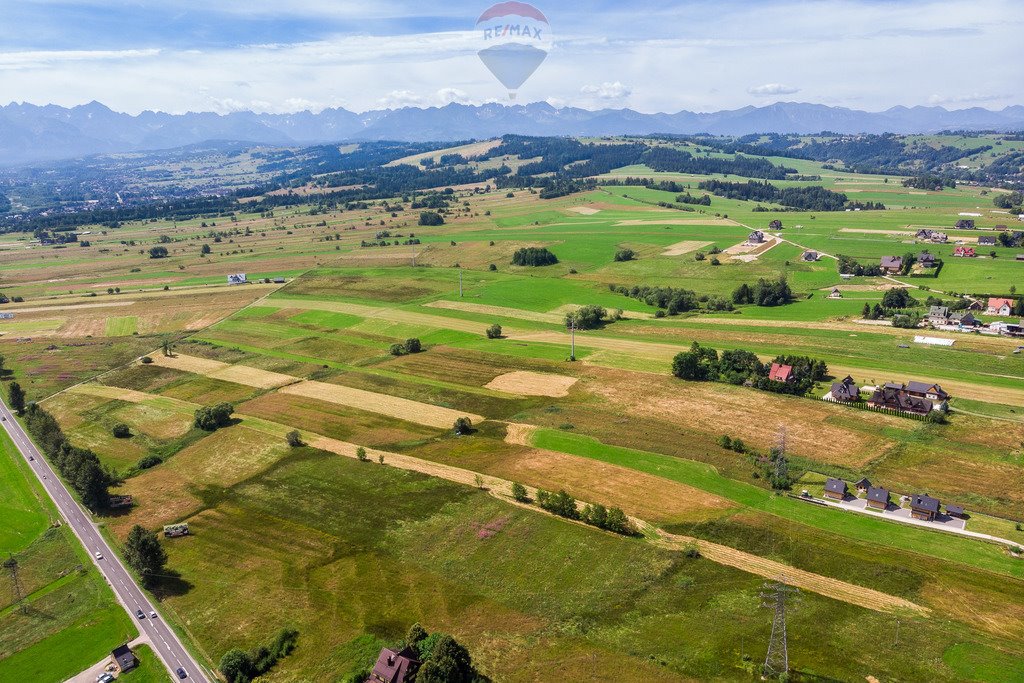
0, 192, 10, 214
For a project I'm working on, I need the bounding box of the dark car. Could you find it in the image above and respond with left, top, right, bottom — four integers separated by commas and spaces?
135, 609, 145, 619
176, 668, 188, 679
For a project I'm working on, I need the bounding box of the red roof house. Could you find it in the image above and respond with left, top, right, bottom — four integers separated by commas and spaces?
987, 297, 1015, 315
768, 362, 794, 383
953, 246, 976, 258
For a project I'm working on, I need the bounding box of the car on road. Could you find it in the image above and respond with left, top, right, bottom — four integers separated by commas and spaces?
136, 609, 145, 619
150, 610, 157, 618
96, 673, 114, 683
28, 455, 33, 461
94, 551, 103, 560
176, 667, 188, 679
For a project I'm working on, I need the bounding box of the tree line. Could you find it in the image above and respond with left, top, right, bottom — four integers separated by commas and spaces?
24, 405, 112, 509
698, 179, 882, 211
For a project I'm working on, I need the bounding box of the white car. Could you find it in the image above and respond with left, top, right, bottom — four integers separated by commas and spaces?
97, 673, 114, 683
150, 610, 157, 618
94, 551, 103, 560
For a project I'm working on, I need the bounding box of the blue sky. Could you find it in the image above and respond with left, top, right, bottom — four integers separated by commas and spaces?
0, 0, 1020, 113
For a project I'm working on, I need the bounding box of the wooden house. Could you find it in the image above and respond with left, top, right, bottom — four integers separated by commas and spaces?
909, 494, 941, 521
768, 362, 794, 383
866, 486, 890, 510
823, 478, 848, 501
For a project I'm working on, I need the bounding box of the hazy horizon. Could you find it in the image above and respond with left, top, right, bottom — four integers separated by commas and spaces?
2, 0, 1021, 116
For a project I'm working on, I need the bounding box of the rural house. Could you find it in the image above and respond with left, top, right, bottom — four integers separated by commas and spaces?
768, 362, 794, 383
828, 287, 843, 299
904, 381, 949, 404
112, 644, 138, 673
953, 246, 976, 258
828, 375, 860, 402
866, 486, 890, 510
880, 256, 903, 273
917, 252, 937, 268
956, 219, 976, 229
946, 504, 966, 518
824, 478, 848, 501
366, 647, 420, 683
949, 311, 979, 328
747, 230, 766, 244
978, 235, 997, 246
987, 297, 1015, 315
915, 229, 947, 242
927, 306, 950, 324
855, 477, 871, 494
909, 494, 941, 521
769, 219, 783, 230
867, 386, 933, 416
802, 250, 819, 262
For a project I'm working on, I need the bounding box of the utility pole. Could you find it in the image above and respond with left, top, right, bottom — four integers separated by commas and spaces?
4, 554, 26, 615
761, 581, 798, 678
459, 268, 463, 298
774, 424, 789, 486
568, 317, 576, 361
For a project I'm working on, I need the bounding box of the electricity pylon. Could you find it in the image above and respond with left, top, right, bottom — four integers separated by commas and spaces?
761, 580, 799, 678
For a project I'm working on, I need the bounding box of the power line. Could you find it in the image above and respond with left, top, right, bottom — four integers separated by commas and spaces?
760, 580, 799, 678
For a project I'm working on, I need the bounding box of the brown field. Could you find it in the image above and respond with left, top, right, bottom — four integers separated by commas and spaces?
661, 240, 713, 256
566, 205, 601, 215
109, 424, 289, 537
67, 383, 157, 404
278, 380, 485, 429
424, 300, 563, 324
585, 367, 892, 466
110, 402, 193, 440
485, 371, 579, 397
146, 353, 297, 389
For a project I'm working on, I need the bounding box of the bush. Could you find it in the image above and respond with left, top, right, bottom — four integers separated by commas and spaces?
418, 211, 445, 226
565, 304, 606, 330
136, 454, 162, 469
710, 257, 721, 266
140, 356, 154, 364
613, 248, 636, 262
285, 430, 303, 447
111, 423, 131, 439
194, 403, 234, 431
220, 629, 299, 683
389, 343, 404, 356
356, 447, 368, 462
453, 417, 472, 435
488, 263, 497, 271
694, 251, 706, 261
511, 246, 558, 267
486, 323, 503, 339
511, 482, 529, 502
403, 338, 422, 353
148, 246, 168, 259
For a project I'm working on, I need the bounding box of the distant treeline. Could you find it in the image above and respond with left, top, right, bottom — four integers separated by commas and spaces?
698, 179, 883, 211
0, 192, 10, 214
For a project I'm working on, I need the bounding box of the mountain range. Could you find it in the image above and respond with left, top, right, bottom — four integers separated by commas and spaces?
3, 100, 1024, 166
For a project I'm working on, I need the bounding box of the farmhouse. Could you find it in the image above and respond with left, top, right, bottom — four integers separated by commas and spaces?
880, 256, 903, 273
987, 297, 1015, 315
867, 386, 933, 415
768, 362, 794, 383
828, 375, 860, 402
917, 252, 938, 268
953, 246, 976, 258
854, 477, 871, 494
112, 644, 138, 673
828, 287, 843, 299
978, 235, 997, 246
915, 229, 947, 243
905, 381, 949, 404
866, 486, 890, 510
949, 311, 979, 328
769, 219, 783, 230
367, 647, 420, 683
802, 250, 819, 262
956, 219, 976, 229
909, 494, 941, 521
747, 230, 766, 244
927, 306, 950, 324
823, 477, 848, 500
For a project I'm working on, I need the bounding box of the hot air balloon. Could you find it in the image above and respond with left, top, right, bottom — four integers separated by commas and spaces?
476, 2, 551, 100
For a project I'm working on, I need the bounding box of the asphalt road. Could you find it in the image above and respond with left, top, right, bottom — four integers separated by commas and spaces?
0, 398, 209, 683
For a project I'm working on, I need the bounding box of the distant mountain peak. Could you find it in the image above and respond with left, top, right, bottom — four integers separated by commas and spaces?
1, 100, 1022, 166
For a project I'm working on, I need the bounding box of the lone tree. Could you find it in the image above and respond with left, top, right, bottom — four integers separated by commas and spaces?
8, 381, 25, 414
453, 417, 472, 435
613, 248, 636, 262
124, 525, 167, 583
111, 423, 131, 439
148, 246, 169, 259
486, 323, 503, 339
403, 338, 422, 354
511, 482, 529, 502
285, 430, 303, 447
418, 211, 445, 226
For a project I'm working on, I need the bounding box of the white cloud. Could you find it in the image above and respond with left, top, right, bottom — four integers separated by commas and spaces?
580, 81, 631, 100
927, 92, 1011, 105
376, 90, 426, 109
437, 87, 471, 105
0, 48, 160, 70
747, 83, 801, 96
